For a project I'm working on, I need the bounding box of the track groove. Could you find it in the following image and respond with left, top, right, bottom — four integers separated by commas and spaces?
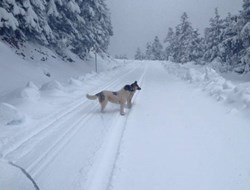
2, 65, 143, 181
2, 66, 135, 160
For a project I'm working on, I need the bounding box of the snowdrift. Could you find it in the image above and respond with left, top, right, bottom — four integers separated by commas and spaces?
0, 40, 120, 126
0, 103, 26, 126
164, 62, 250, 113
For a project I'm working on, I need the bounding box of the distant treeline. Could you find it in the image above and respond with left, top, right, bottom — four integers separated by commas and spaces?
135, 0, 250, 73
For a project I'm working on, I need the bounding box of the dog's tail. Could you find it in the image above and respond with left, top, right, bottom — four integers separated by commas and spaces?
86, 94, 98, 100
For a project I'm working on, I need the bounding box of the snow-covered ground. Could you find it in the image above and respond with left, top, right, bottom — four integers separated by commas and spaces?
110, 62, 250, 190
1, 44, 250, 190
0, 41, 117, 97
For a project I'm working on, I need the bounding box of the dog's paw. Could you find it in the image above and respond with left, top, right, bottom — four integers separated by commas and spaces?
120, 112, 125, 116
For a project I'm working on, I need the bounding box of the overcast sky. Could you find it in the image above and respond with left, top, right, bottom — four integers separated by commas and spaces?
107, 0, 243, 58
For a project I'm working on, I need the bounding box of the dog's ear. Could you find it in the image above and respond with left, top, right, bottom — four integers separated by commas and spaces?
124, 85, 132, 91
135, 81, 137, 84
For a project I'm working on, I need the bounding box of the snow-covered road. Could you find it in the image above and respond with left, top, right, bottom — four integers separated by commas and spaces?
1, 61, 250, 190
109, 63, 250, 190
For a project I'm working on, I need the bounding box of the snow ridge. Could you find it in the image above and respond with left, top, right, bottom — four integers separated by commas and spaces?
9, 161, 40, 190
164, 62, 250, 113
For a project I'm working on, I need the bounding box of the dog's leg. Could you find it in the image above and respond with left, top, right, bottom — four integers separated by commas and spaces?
127, 99, 132, 109
120, 103, 125, 115
101, 100, 108, 113
127, 93, 134, 109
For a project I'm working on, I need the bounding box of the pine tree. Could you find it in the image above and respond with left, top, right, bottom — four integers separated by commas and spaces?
242, 0, 250, 20
203, 8, 224, 62
218, 0, 250, 73
78, 0, 113, 54
145, 42, 153, 60
186, 29, 204, 62
238, 0, 250, 72
171, 12, 203, 63
151, 36, 163, 60
174, 12, 193, 62
219, 13, 241, 68
0, 0, 113, 60
163, 12, 204, 63
134, 47, 144, 60
0, 0, 49, 46
164, 27, 175, 60
240, 0, 250, 49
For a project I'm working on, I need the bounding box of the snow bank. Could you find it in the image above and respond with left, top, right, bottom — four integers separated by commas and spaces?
0, 40, 120, 128
68, 78, 83, 87
2, 81, 40, 104
0, 103, 26, 126
20, 82, 40, 101
164, 62, 250, 111
40, 80, 64, 91
39, 80, 67, 97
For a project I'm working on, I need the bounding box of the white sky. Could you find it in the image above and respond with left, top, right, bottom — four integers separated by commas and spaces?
107, 0, 243, 58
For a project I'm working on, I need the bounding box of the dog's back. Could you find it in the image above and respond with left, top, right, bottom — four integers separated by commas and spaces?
86, 81, 141, 115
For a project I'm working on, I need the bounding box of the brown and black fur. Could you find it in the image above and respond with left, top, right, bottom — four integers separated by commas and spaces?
86, 81, 141, 115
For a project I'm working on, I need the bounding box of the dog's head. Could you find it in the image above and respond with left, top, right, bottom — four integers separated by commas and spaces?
131, 81, 141, 91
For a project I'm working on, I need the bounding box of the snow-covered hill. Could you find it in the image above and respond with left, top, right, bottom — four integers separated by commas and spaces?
0, 41, 117, 96
0, 43, 250, 190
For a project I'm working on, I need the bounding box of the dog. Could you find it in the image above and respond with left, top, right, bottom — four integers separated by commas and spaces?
86, 81, 141, 115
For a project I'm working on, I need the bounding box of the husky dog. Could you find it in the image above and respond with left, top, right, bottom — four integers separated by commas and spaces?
86, 81, 141, 115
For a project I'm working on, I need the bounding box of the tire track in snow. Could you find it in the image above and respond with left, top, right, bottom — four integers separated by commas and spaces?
28, 103, 96, 177
1, 66, 135, 161
2, 100, 87, 160
26, 65, 144, 179
85, 64, 148, 190
2, 64, 143, 181
8, 161, 40, 190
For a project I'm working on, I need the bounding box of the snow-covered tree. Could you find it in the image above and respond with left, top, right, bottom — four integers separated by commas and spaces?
177, 12, 194, 62
134, 47, 144, 60
0, 0, 55, 46
186, 29, 204, 62
77, 0, 113, 55
164, 12, 203, 63
164, 27, 175, 60
240, 0, 250, 49
145, 42, 153, 60
203, 8, 224, 62
217, 0, 250, 73
46, 0, 113, 58
238, 0, 250, 72
151, 36, 163, 60
0, 0, 113, 59
242, 0, 250, 21
218, 13, 241, 67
